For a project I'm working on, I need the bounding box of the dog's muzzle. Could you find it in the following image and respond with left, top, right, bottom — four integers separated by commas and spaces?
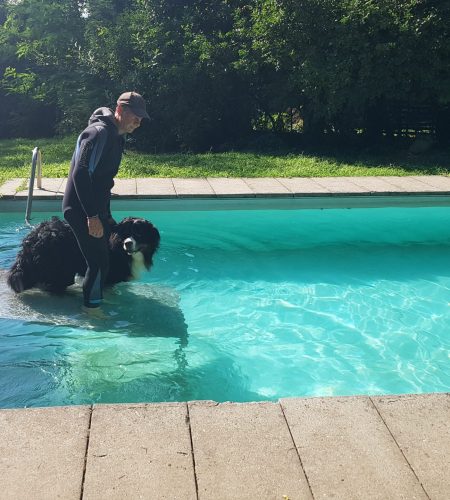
123, 237, 137, 254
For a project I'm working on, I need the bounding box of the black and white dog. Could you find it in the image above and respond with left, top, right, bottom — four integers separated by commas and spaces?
7, 216, 160, 294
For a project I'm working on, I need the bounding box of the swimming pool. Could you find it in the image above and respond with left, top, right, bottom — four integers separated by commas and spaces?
0, 199, 449, 407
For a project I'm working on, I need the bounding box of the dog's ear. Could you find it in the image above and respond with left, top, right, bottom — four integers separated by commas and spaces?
148, 225, 161, 251
142, 225, 161, 268
115, 217, 135, 237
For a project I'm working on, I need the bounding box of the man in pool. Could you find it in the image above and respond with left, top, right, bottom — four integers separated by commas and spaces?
62, 91, 149, 317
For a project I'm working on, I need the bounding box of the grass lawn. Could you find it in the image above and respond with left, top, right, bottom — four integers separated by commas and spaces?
0, 135, 449, 187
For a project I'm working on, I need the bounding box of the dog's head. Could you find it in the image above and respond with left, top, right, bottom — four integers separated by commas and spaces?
112, 217, 160, 268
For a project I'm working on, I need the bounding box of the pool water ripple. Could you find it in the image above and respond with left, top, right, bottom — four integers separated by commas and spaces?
0, 206, 450, 407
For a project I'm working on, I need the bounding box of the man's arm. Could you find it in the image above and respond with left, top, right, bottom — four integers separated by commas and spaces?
72, 126, 107, 219
72, 127, 108, 238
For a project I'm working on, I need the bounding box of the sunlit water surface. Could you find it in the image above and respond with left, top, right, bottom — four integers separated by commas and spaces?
0, 206, 449, 407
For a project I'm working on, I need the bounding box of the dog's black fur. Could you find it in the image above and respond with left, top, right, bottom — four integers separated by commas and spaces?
7, 216, 160, 294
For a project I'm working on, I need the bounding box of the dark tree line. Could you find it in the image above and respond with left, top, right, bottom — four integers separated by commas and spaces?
1, 0, 449, 151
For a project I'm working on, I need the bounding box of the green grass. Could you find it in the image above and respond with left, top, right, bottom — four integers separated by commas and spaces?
0, 136, 449, 187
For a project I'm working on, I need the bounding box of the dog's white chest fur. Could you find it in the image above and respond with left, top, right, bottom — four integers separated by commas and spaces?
130, 251, 145, 280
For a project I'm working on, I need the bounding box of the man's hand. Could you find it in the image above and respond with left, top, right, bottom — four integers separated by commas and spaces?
87, 215, 104, 238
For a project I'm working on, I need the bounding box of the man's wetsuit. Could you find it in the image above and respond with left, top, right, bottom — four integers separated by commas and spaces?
62, 107, 125, 308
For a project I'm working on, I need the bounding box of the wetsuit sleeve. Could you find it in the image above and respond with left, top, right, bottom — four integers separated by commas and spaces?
72, 127, 107, 218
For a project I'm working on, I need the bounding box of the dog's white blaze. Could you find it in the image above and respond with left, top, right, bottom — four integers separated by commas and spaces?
131, 251, 145, 279
123, 237, 137, 253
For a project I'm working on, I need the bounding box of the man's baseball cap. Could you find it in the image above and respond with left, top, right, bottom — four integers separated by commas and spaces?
117, 91, 150, 119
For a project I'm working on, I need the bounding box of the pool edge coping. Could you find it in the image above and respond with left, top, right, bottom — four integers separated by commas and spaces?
2, 175, 450, 200
1, 392, 449, 499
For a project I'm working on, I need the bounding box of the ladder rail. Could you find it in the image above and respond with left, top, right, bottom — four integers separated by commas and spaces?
25, 146, 42, 224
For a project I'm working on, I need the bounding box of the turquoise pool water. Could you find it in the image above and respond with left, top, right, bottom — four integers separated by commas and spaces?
0, 205, 449, 407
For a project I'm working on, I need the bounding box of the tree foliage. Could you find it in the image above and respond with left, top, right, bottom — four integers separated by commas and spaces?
1, 0, 449, 149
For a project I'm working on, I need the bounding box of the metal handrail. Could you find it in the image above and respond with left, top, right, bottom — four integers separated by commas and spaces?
25, 146, 42, 224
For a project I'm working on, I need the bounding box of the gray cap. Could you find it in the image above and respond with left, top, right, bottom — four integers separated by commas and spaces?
117, 91, 149, 119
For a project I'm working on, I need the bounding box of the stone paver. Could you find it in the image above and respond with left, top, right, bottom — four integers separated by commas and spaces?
172, 178, 215, 197
242, 177, 292, 196
0, 406, 90, 500
136, 177, 176, 197
349, 176, 406, 193
415, 175, 450, 191
0, 178, 23, 196
58, 178, 67, 194
281, 396, 429, 500
207, 177, 255, 197
83, 403, 196, 500
111, 178, 136, 196
276, 177, 331, 195
313, 176, 368, 194
373, 393, 450, 500
0, 395, 449, 499
381, 175, 442, 193
188, 401, 312, 500
16, 177, 64, 198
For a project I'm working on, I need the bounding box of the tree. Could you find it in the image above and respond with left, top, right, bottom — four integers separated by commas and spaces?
2, 0, 449, 146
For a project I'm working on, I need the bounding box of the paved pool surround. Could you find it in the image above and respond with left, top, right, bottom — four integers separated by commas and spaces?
1, 395, 449, 499
3, 175, 450, 199
0, 176, 449, 499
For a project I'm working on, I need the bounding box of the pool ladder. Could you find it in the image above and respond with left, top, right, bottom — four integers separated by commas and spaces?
25, 146, 42, 225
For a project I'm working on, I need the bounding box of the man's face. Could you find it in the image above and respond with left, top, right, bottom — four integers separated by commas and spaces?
117, 105, 143, 134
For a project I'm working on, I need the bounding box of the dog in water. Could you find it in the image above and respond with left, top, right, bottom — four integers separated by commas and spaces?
7, 216, 160, 294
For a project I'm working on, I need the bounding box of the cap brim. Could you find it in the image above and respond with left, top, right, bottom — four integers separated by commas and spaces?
130, 107, 150, 120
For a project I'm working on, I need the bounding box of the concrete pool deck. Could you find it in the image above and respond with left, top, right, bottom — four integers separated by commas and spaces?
2, 174, 450, 199
0, 176, 449, 499
1, 394, 449, 499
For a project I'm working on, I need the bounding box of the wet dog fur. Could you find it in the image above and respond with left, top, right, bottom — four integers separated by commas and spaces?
7, 216, 160, 294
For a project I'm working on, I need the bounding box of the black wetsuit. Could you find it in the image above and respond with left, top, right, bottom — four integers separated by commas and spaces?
62, 107, 125, 308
